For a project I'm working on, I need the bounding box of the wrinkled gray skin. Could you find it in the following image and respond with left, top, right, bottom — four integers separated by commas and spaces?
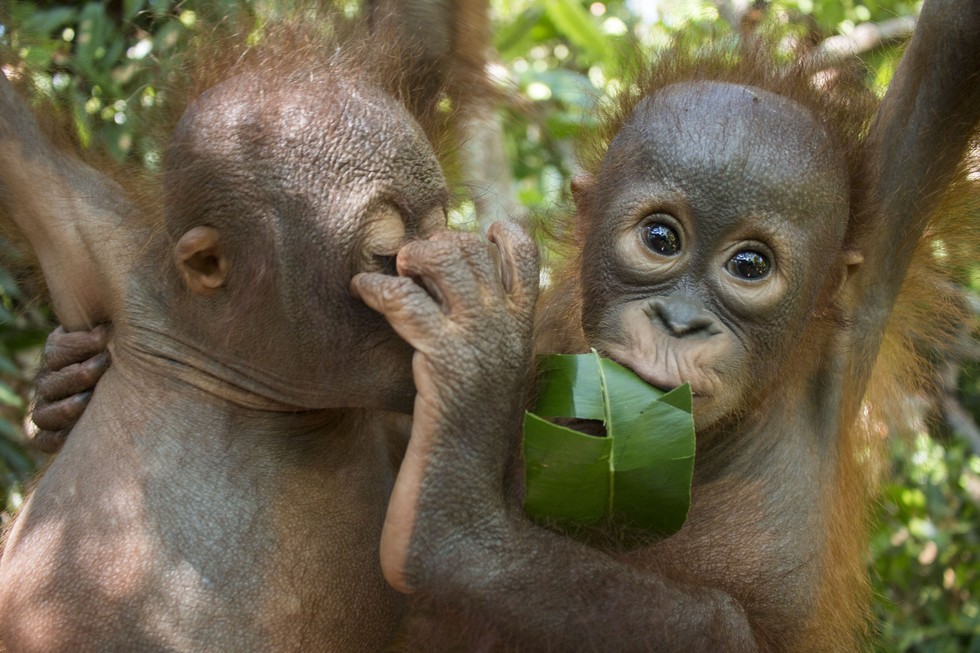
0, 65, 531, 651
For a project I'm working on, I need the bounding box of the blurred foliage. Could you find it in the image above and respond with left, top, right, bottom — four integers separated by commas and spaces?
0, 242, 48, 519
872, 435, 980, 652
487, 0, 918, 212
0, 1, 977, 651
6, 1, 191, 165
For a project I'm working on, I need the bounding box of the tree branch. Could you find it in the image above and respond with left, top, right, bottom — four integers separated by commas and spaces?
810, 17, 917, 69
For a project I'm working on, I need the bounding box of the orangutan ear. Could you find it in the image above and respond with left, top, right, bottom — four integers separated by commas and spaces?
839, 249, 865, 290
175, 226, 228, 296
570, 174, 597, 246
830, 249, 866, 311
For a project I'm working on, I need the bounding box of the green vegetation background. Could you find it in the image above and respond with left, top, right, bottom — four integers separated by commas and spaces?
0, 1, 976, 650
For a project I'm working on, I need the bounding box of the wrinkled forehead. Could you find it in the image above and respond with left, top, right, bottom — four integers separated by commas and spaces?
604, 81, 848, 225
170, 71, 441, 188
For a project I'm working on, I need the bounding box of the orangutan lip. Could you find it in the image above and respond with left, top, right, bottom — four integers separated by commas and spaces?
654, 381, 707, 399
646, 376, 706, 398
650, 380, 704, 398
601, 349, 705, 398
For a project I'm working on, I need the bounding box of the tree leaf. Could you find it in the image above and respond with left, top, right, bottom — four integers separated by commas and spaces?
21, 7, 78, 36
543, 0, 610, 63
524, 350, 695, 537
494, 5, 545, 61
0, 431, 34, 476
0, 381, 24, 409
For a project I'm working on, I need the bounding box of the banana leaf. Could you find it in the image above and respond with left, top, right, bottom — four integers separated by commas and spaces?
524, 350, 695, 537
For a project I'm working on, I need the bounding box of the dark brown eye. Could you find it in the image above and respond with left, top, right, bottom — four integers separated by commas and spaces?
641, 223, 681, 256
726, 251, 771, 280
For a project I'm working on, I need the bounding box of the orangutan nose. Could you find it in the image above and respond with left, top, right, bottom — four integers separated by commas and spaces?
649, 296, 717, 337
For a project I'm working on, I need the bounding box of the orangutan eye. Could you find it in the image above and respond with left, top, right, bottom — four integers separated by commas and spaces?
726, 250, 771, 280
641, 222, 681, 256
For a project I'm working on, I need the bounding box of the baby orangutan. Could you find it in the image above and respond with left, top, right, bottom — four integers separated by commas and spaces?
0, 15, 538, 652
358, 2, 979, 650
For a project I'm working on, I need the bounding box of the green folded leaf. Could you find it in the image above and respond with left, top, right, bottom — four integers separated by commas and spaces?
524, 350, 695, 538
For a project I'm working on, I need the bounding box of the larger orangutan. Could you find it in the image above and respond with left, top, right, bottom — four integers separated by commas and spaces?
0, 13, 541, 651
9, 1, 980, 651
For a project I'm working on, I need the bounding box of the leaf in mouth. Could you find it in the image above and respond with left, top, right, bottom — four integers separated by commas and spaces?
524, 349, 695, 539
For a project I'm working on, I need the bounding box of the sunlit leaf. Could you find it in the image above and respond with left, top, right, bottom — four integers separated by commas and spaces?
495, 5, 545, 60
0, 381, 24, 409
543, 0, 609, 63
153, 19, 184, 52
524, 350, 695, 537
74, 3, 113, 74
21, 7, 78, 36
124, 0, 148, 22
